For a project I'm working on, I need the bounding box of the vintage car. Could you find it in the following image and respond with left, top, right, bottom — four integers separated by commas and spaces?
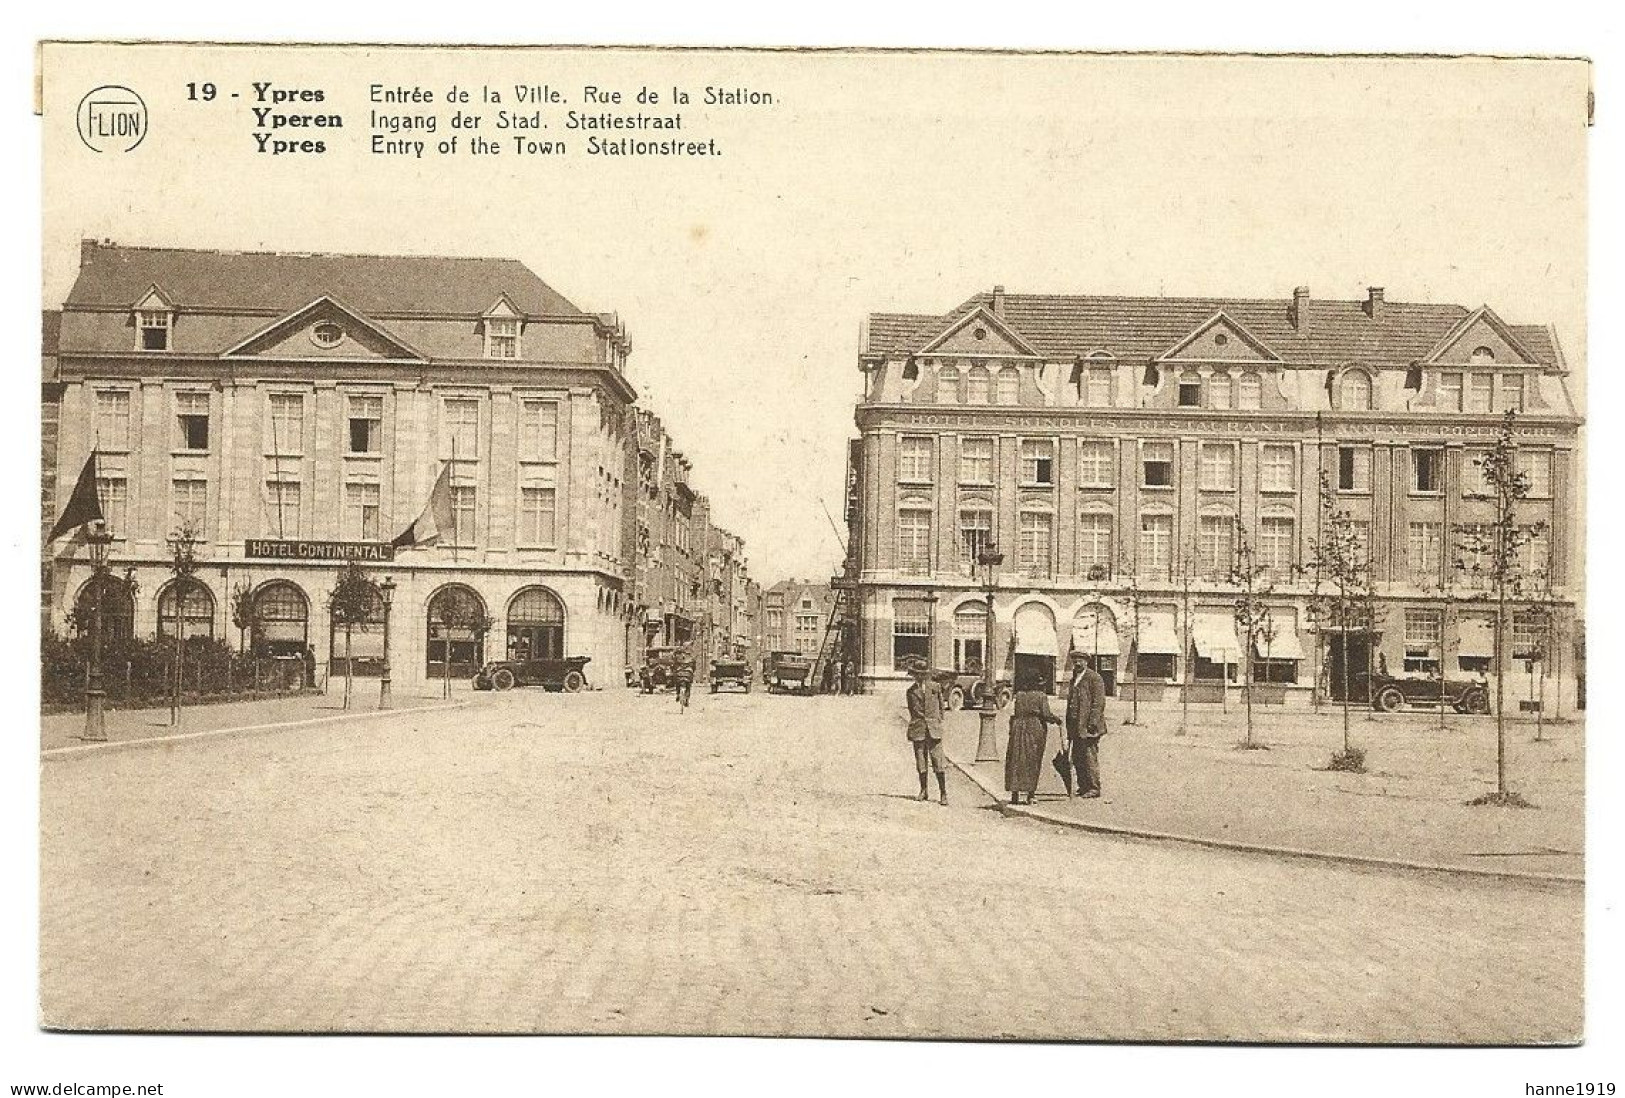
932, 664, 1013, 711
709, 657, 753, 693
473, 655, 590, 693
762, 650, 814, 693
637, 646, 690, 693
1359, 671, 1492, 714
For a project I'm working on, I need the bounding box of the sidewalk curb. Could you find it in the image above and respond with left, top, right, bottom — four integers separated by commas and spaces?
944, 749, 1583, 891
41, 700, 471, 762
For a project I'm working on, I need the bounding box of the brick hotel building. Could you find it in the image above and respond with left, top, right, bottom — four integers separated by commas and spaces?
848, 285, 1583, 708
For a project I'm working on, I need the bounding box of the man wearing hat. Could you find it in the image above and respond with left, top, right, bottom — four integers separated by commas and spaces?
1064, 653, 1107, 797
904, 657, 949, 805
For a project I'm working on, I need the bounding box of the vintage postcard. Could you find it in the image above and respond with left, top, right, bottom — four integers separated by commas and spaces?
34, 42, 1588, 1047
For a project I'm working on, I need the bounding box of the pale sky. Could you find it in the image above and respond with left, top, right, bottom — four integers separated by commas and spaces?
40, 47, 1589, 585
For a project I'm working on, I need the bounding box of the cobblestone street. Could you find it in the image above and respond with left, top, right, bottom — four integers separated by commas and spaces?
40, 690, 1582, 1041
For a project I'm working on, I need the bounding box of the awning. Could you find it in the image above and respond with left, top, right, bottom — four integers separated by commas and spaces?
1254, 623, 1306, 661
1013, 605, 1059, 656
1192, 613, 1241, 662
1458, 617, 1496, 658
1070, 615, 1120, 657
1134, 611, 1181, 656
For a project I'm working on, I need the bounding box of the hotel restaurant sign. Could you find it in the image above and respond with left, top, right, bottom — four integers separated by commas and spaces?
245, 539, 396, 562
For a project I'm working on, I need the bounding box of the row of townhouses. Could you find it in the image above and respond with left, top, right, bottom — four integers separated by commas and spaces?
42, 240, 753, 689
844, 285, 1584, 708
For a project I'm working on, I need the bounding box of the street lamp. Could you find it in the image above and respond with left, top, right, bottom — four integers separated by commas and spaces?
975, 541, 1004, 762
82, 522, 114, 742
379, 575, 396, 710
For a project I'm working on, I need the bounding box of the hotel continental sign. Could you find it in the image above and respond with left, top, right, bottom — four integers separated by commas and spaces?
848, 286, 1582, 707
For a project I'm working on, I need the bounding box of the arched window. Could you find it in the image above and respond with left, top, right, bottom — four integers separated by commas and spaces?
73, 574, 136, 644
158, 580, 215, 640
1237, 372, 1263, 410
507, 586, 566, 662
1177, 371, 1203, 407
1470, 346, 1496, 364
966, 365, 990, 404
427, 584, 488, 677
330, 581, 386, 677
1209, 372, 1233, 410
937, 365, 960, 404
252, 580, 309, 657
996, 366, 1021, 406
1338, 369, 1373, 411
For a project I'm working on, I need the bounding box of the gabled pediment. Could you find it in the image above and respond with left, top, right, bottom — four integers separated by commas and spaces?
1158, 311, 1281, 364
1422, 306, 1540, 366
221, 296, 427, 361
483, 294, 524, 321
133, 284, 174, 311
916, 306, 1042, 358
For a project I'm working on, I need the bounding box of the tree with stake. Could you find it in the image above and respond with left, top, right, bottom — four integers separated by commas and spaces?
230, 580, 256, 655
1301, 469, 1369, 772
1230, 522, 1274, 750
1118, 543, 1142, 727
1453, 409, 1547, 807
329, 563, 381, 711
165, 522, 202, 727
1176, 553, 1194, 736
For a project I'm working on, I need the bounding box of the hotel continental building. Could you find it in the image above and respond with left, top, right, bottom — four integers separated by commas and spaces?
849, 285, 1582, 707
45, 241, 641, 688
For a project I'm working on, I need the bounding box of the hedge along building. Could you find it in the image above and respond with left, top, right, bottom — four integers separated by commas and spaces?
46, 241, 638, 690
850, 285, 1583, 710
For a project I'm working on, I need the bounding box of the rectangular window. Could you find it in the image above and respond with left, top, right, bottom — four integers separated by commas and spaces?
1500, 374, 1525, 413
1520, 526, 1552, 578
959, 508, 993, 563
1018, 511, 1053, 576
346, 482, 381, 541
1077, 513, 1113, 576
1259, 443, 1295, 494
1086, 367, 1112, 408
348, 394, 384, 455
172, 478, 207, 532
518, 400, 560, 462
958, 437, 994, 484
892, 599, 932, 668
175, 392, 210, 451
1404, 608, 1442, 674
1078, 440, 1114, 488
519, 486, 558, 545
268, 393, 304, 454
899, 436, 934, 483
1513, 612, 1546, 661
94, 390, 131, 450
1019, 439, 1055, 486
1199, 443, 1236, 492
1407, 522, 1443, 584
94, 476, 127, 537
138, 310, 170, 350
1437, 372, 1463, 411
443, 398, 480, 459
897, 508, 932, 573
1341, 519, 1370, 569
1142, 440, 1174, 488
1516, 450, 1552, 498
1139, 514, 1172, 578
1468, 373, 1494, 413
486, 316, 520, 359
1197, 515, 1235, 578
1463, 449, 1492, 497
1177, 377, 1202, 407
1337, 445, 1371, 493
449, 485, 477, 545
266, 480, 300, 537
1412, 447, 1444, 494
1259, 516, 1294, 578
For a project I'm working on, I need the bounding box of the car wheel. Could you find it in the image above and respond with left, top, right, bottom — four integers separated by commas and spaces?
1462, 688, 1490, 715
492, 668, 516, 691
1375, 685, 1404, 713
946, 685, 966, 711
562, 670, 586, 693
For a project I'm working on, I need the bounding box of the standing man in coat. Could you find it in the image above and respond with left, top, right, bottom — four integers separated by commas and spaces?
904, 658, 949, 805
1064, 654, 1107, 798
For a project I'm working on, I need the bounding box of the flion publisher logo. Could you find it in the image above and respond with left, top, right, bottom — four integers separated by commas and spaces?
76, 85, 148, 153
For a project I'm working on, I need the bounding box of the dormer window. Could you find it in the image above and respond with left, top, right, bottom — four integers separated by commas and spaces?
1336, 369, 1373, 412
137, 309, 171, 351
486, 317, 520, 359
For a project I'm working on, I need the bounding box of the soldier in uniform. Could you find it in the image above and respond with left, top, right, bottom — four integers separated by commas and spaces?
904, 658, 949, 805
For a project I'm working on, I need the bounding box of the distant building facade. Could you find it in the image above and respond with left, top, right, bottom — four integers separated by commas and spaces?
849, 285, 1583, 708
757, 580, 836, 658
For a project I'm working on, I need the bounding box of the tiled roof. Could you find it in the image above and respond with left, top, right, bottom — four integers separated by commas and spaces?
65, 242, 586, 318
867, 291, 1559, 367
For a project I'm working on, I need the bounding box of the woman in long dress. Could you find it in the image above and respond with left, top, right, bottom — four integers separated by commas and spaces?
1004, 670, 1063, 804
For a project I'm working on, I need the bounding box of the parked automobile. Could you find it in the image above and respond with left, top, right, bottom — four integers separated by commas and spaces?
473, 655, 591, 693
762, 650, 814, 693
709, 657, 752, 693
637, 646, 688, 693
933, 666, 1013, 711
1360, 671, 1491, 714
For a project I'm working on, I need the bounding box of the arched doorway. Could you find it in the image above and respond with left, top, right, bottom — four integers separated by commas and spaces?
426, 584, 488, 678
158, 580, 216, 640
1011, 601, 1059, 693
251, 581, 310, 657
73, 574, 135, 644
1070, 603, 1119, 695
507, 586, 565, 662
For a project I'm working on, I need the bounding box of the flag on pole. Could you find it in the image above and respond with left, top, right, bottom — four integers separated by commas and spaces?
391, 463, 454, 550
48, 452, 105, 542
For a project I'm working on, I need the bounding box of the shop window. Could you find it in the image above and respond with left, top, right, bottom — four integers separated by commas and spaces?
507, 586, 565, 662
953, 604, 987, 673
892, 599, 932, 668
157, 580, 215, 641
1135, 653, 1176, 681
251, 581, 310, 657
1404, 608, 1442, 674
73, 574, 135, 644
426, 584, 488, 677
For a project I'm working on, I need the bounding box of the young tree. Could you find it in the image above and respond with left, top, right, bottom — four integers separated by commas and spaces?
1230, 522, 1274, 750
433, 587, 492, 699
1176, 553, 1194, 736
1453, 410, 1548, 805
166, 522, 203, 727
1300, 469, 1369, 770
229, 580, 256, 655
328, 563, 381, 711
1116, 544, 1142, 727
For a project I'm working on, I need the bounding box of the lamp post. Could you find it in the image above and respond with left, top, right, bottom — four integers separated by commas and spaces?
82, 522, 114, 742
975, 541, 1004, 762
379, 574, 395, 710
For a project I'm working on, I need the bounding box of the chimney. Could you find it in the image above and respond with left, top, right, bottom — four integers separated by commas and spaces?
1291, 286, 1311, 331
992, 285, 1006, 317
80, 238, 105, 267
1365, 286, 1385, 319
